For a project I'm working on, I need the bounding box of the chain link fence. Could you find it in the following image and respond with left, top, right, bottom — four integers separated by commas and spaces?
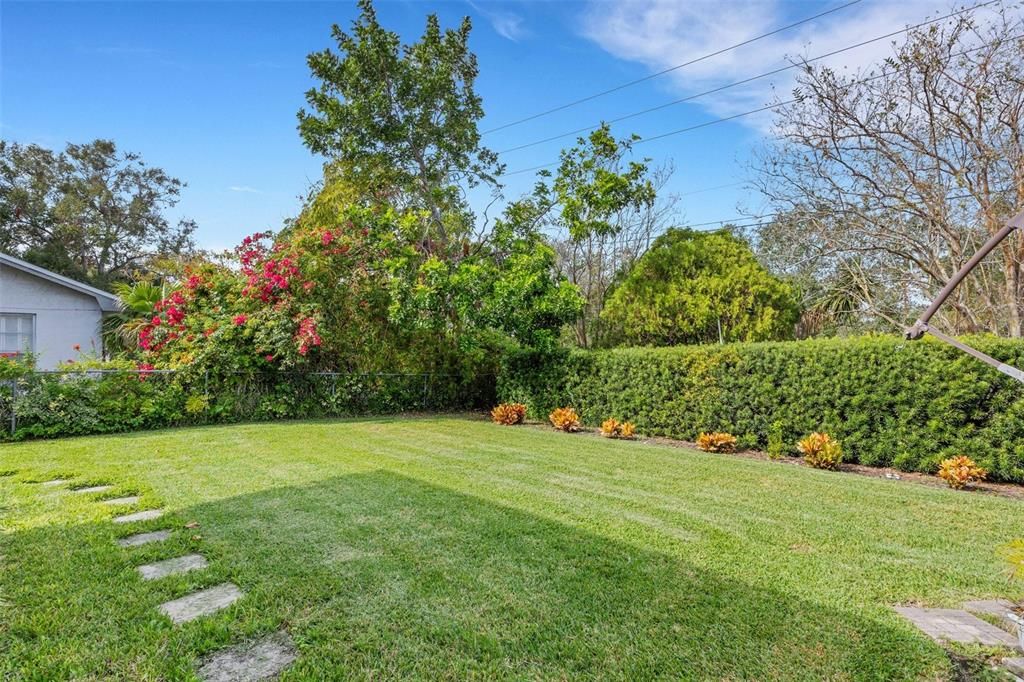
0, 369, 495, 440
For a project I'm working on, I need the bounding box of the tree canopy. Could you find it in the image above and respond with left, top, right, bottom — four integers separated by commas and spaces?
600, 228, 799, 346
297, 0, 498, 254
0, 139, 197, 289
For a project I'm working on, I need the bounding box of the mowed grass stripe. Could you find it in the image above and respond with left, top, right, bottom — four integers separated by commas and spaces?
1, 416, 1021, 679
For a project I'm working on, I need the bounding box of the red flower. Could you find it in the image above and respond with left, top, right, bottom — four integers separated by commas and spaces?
232, 314, 248, 326
264, 354, 274, 362
151, 315, 162, 326
72, 344, 80, 351
295, 316, 322, 356
321, 230, 335, 245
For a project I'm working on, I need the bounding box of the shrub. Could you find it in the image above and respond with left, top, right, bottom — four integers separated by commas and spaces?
696, 431, 737, 453
549, 407, 581, 432
491, 402, 527, 425
600, 418, 636, 439
798, 432, 843, 470
496, 336, 1024, 482
767, 420, 786, 460
937, 455, 987, 489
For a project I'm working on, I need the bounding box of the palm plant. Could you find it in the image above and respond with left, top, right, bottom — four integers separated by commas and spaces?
102, 280, 164, 355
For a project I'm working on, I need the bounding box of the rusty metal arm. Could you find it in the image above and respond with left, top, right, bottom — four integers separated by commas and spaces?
904, 210, 1024, 382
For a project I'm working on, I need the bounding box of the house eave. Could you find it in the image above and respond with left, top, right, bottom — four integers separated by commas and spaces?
0, 252, 121, 312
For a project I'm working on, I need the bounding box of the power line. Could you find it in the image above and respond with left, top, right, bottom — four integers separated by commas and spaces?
500, 18, 1014, 177
481, 0, 864, 135
501, 100, 791, 176
496, 2, 1000, 156
678, 192, 980, 230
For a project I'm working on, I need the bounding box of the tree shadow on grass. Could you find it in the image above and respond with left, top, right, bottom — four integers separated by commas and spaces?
2, 471, 947, 680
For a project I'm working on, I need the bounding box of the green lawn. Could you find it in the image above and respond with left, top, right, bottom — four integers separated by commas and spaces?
2, 416, 1022, 680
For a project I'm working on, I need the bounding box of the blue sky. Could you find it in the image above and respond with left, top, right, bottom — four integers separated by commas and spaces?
2, 0, 950, 250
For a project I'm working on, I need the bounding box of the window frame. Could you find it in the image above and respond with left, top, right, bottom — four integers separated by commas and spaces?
0, 313, 36, 358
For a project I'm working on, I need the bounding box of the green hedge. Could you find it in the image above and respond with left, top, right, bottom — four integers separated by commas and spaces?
497, 335, 1024, 482
2, 370, 495, 441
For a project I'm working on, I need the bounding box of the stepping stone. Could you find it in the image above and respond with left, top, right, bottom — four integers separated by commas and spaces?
197, 631, 297, 681
73, 485, 113, 494
113, 509, 164, 524
964, 599, 1018, 630
1004, 658, 1024, 676
159, 583, 243, 624
894, 606, 1020, 647
118, 529, 172, 547
40, 479, 69, 487
138, 553, 208, 581
103, 495, 141, 506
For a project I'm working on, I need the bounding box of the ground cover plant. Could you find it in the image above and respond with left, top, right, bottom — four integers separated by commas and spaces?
2, 417, 1023, 680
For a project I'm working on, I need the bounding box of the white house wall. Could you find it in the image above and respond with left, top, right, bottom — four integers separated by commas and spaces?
0, 262, 105, 369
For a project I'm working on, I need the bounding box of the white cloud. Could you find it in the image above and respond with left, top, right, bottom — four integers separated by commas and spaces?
580, 0, 1008, 134
228, 185, 262, 194
468, 1, 529, 41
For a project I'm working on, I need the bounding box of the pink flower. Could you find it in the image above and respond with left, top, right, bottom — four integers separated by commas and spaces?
232, 314, 248, 326
321, 230, 335, 245
264, 354, 274, 362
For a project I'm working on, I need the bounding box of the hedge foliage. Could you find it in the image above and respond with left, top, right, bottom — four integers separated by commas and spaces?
1, 370, 494, 441
497, 335, 1024, 482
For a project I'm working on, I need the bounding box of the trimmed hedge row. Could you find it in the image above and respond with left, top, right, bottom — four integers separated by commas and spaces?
497, 335, 1024, 482
1, 371, 495, 441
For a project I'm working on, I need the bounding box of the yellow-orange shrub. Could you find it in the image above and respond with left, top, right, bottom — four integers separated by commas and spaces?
797, 432, 843, 470
491, 402, 527, 425
937, 455, 987, 489
600, 418, 637, 439
696, 431, 737, 453
549, 407, 581, 432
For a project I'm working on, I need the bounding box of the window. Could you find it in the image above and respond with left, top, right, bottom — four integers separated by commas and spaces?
0, 314, 35, 357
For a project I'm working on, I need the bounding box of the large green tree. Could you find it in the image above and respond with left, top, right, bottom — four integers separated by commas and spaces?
600, 228, 799, 346
0, 139, 196, 288
298, 0, 498, 253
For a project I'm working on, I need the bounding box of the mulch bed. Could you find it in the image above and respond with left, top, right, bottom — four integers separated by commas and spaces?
500, 415, 1024, 501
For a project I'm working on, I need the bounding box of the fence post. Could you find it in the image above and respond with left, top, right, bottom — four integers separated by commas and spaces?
422, 374, 429, 410
9, 379, 17, 436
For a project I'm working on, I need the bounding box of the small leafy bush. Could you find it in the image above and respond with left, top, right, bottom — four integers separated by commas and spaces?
549, 407, 581, 432
937, 455, 987, 489
491, 402, 527, 425
767, 420, 785, 460
798, 432, 843, 470
600, 418, 636, 439
696, 431, 737, 453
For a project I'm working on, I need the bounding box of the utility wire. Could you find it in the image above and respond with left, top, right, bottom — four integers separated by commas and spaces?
500, 20, 1015, 177
481, 0, 864, 135
678, 192, 979, 230
496, 1, 1001, 155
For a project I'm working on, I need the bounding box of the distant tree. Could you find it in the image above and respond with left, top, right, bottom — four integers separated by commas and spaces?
752, 5, 1024, 336
600, 228, 799, 346
298, 0, 498, 253
532, 125, 660, 347
0, 139, 196, 289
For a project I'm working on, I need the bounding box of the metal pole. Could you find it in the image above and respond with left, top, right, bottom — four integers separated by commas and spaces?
9, 380, 16, 436
905, 212, 1023, 338
905, 210, 1024, 382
